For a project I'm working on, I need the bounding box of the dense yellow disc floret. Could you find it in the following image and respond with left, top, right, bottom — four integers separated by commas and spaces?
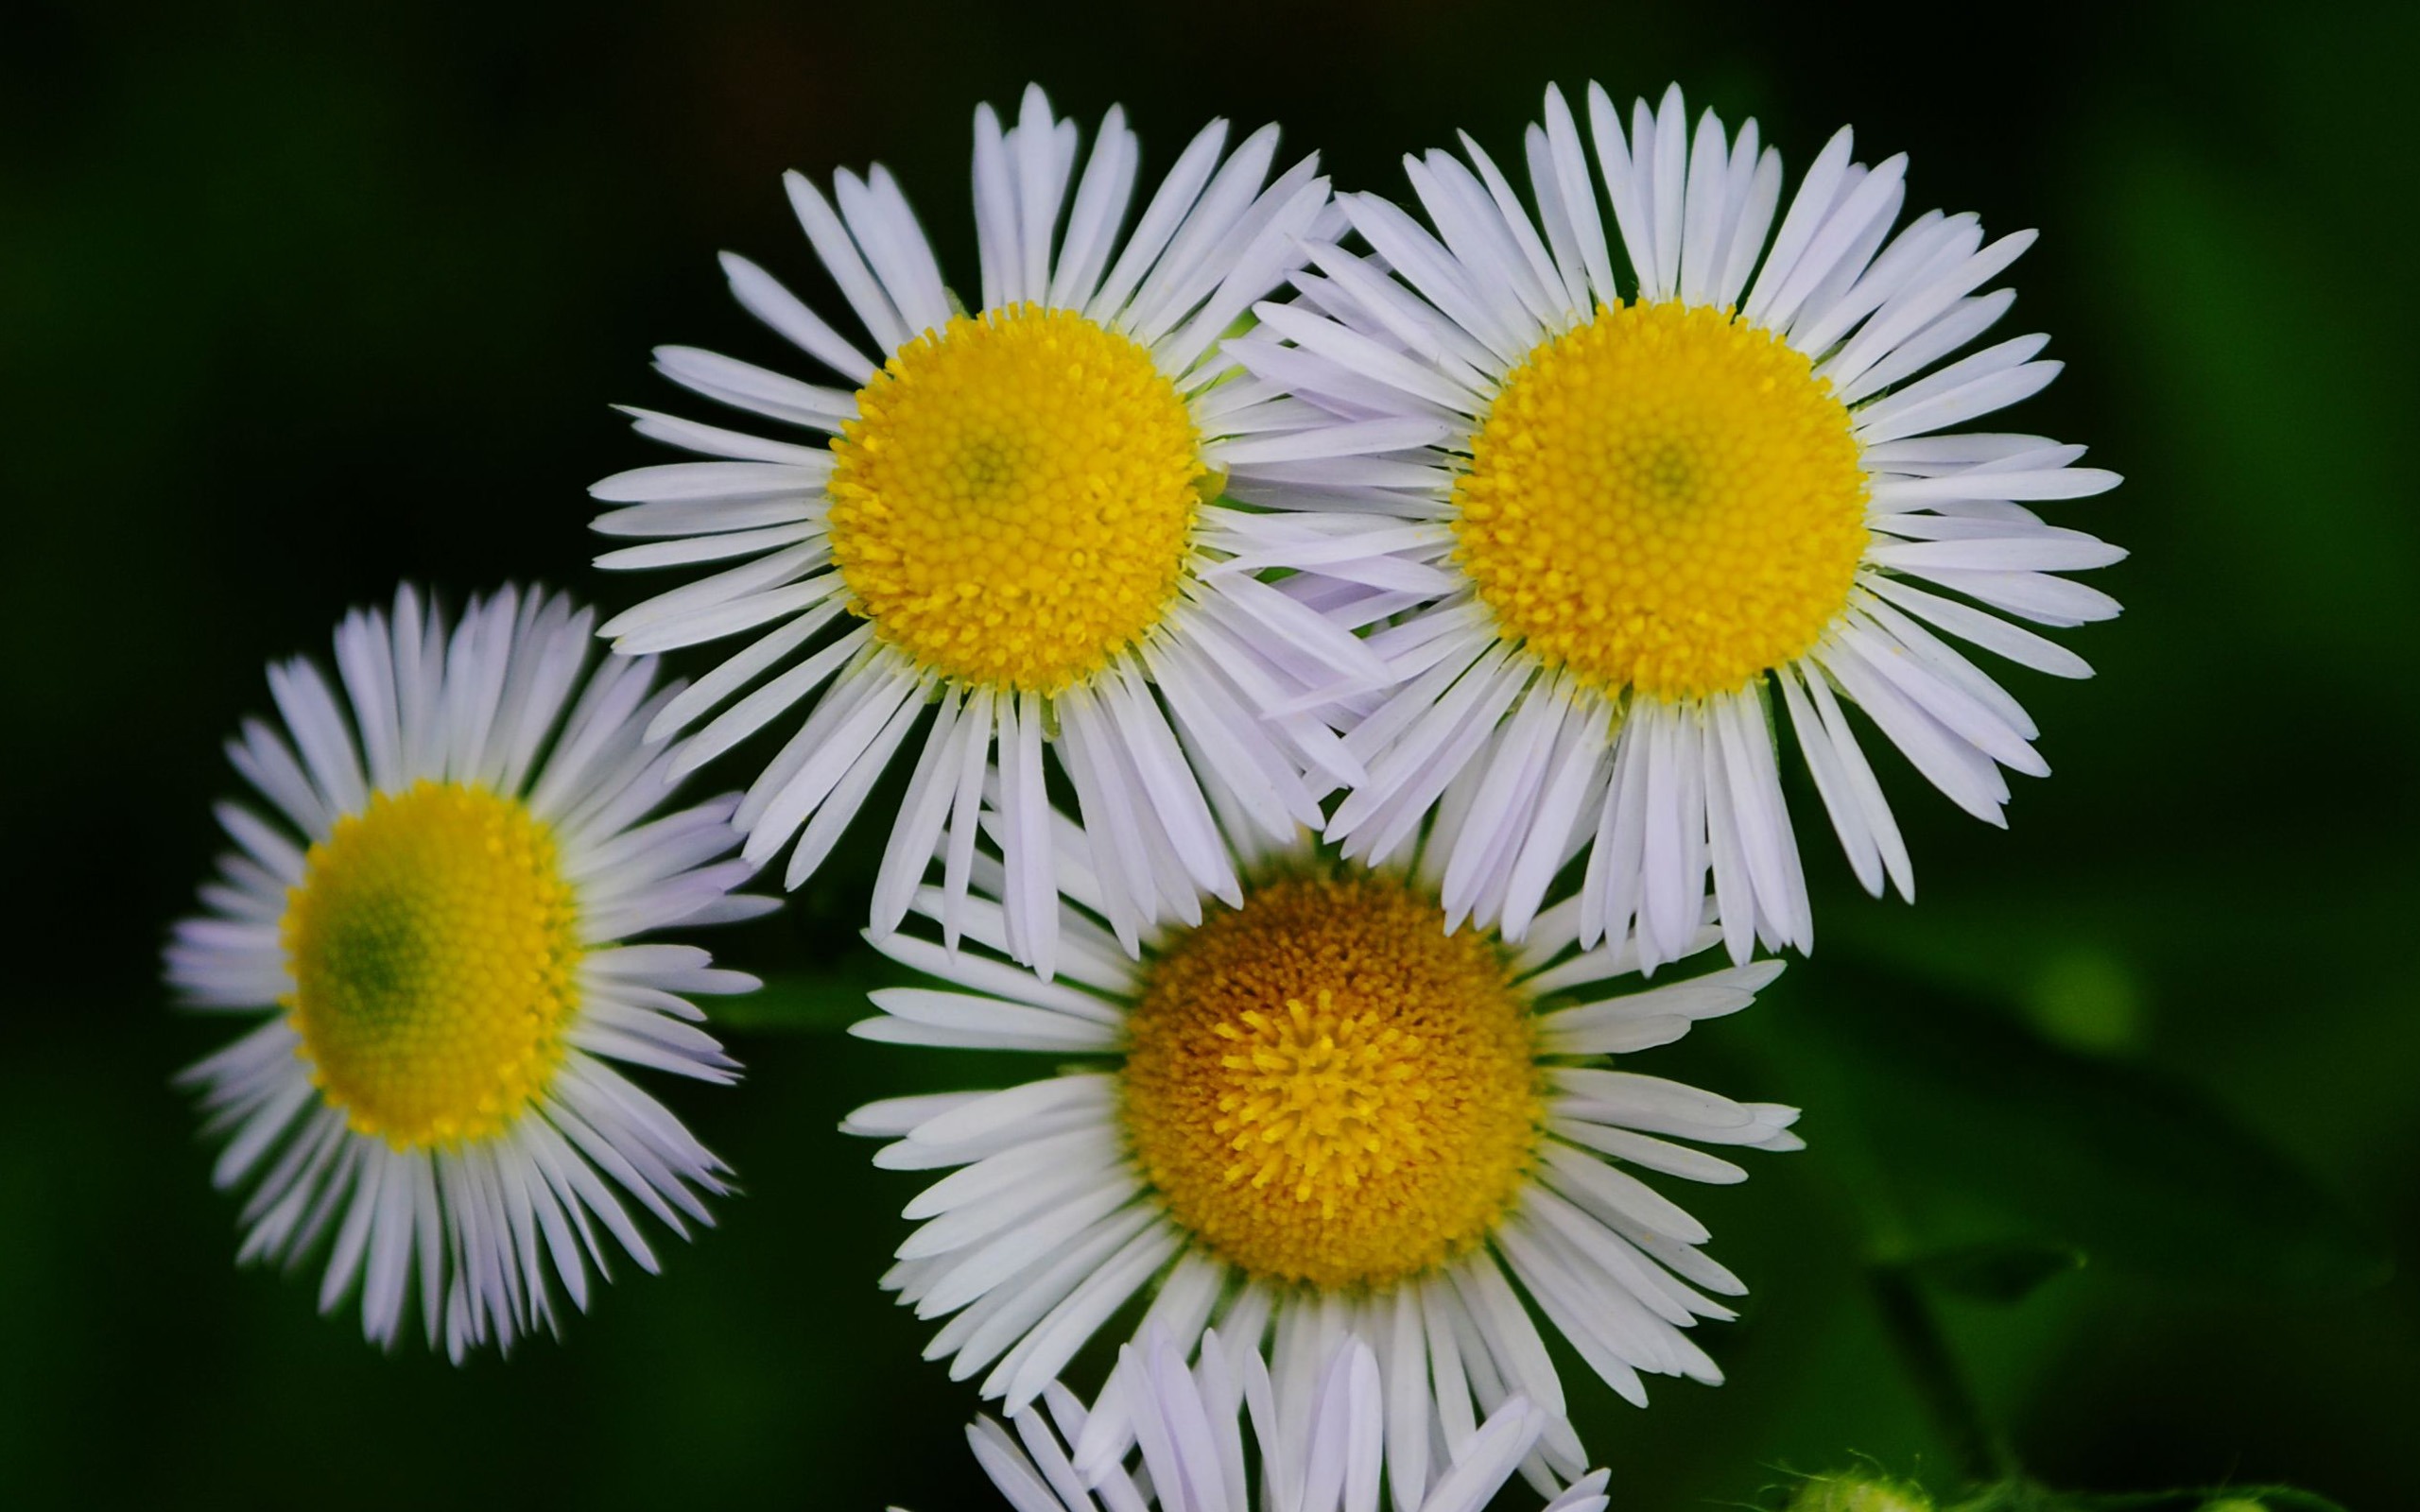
281, 782, 581, 1148
1454, 301, 1871, 701
826, 303, 1208, 694
1120, 870, 1545, 1289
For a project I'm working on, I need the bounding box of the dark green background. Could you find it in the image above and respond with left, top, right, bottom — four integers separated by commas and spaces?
3, 1, 2412, 1507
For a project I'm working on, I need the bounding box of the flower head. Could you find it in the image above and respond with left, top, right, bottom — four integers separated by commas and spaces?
166, 586, 770, 1357
845, 812, 1796, 1486
591, 84, 1404, 979
1232, 82, 2124, 969
927, 1325, 1614, 1512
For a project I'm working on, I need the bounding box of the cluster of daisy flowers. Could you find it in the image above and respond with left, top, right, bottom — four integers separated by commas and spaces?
167, 79, 2118, 1510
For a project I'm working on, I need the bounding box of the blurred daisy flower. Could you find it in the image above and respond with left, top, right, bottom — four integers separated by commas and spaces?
165, 586, 769, 1358
921, 1325, 1612, 1512
1232, 82, 2124, 970
591, 83, 1401, 979
844, 813, 1795, 1488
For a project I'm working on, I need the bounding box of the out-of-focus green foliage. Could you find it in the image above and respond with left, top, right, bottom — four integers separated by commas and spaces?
1777, 963, 2388, 1299
1901, 1241, 2086, 1306
1, 0, 2411, 1508
1778, 1469, 2350, 1512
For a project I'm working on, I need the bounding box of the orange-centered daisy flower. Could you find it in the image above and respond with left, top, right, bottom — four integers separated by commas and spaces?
844, 813, 1795, 1487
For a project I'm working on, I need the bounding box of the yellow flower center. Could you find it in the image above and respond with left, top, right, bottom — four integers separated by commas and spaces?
280, 781, 582, 1149
1453, 301, 1870, 701
826, 303, 1208, 694
1120, 870, 1544, 1289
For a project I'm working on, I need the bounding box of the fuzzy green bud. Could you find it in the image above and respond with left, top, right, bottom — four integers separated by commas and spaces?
1786, 1472, 1935, 1512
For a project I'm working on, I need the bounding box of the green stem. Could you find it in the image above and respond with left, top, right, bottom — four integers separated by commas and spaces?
1869, 1263, 2018, 1486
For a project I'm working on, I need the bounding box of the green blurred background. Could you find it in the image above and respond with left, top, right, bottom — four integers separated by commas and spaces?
3, 0, 2412, 1506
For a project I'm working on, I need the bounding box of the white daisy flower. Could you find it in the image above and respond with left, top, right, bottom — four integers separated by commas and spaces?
590, 83, 1398, 980
1227, 82, 2126, 971
920, 1324, 1612, 1512
165, 585, 772, 1359
843, 815, 1797, 1496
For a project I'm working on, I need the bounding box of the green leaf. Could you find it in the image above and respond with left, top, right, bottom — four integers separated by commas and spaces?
2060, 1488, 2350, 1512
1769, 962, 2390, 1301
1900, 1240, 2085, 1305
710, 971, 879, 1034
